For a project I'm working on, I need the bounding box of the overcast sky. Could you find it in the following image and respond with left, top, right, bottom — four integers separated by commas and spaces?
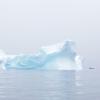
0, 0, 100, 68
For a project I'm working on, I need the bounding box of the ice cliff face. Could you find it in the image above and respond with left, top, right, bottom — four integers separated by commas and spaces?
1, 40, 82, 70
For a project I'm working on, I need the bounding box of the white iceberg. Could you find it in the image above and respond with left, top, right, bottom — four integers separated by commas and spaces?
0, 50, 7, 64
2, 40, 82, 70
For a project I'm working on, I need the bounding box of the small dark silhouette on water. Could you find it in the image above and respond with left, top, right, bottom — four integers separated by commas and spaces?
89, 67, 95, 69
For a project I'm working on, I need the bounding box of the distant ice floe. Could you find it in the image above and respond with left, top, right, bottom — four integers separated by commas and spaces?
0, 40, 82, 70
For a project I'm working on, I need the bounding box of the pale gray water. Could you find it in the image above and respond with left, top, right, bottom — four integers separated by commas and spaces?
0, 68, 99, 100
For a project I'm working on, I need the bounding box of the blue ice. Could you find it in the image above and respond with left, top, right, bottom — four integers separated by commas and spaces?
1, 40, 82, 70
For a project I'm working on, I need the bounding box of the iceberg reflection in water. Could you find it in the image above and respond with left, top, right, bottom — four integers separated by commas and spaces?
0, 70, 76, 100
0, 68, 99, 100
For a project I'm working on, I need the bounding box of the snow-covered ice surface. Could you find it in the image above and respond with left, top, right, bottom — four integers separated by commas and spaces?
0, 40, 82, 70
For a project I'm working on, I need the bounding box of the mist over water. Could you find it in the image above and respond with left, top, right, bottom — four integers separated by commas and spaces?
0, 68, 99, 100
0, 0, 99, 99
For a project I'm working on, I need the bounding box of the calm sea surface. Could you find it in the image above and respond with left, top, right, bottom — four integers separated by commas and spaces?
0, 68, 99, 100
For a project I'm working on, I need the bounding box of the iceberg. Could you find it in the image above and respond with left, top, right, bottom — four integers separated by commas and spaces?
2, 40, 82, 70
0, 50, 7, 64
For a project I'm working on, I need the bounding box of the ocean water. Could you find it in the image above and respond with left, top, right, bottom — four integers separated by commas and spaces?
0, 68, 99, 100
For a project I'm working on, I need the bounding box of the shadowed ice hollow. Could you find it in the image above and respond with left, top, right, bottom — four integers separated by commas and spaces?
0, 40, 82, 70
